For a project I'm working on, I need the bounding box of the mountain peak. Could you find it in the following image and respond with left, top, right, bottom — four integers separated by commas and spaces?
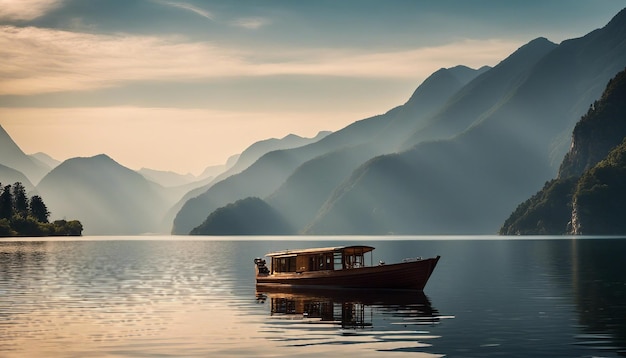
602, 6, 626, 37
0, 124, 26, 157
503, 37, 557, 65
608, 7, 626, 26
0, 124, 50, 184
405, 65, 486, 107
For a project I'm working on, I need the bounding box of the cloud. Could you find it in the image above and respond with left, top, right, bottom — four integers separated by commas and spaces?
0, 25, 247, 95
0, 25, 520, 96
231, 17, 270, 30
157, 1, 214, 20
0, 0, 64, 21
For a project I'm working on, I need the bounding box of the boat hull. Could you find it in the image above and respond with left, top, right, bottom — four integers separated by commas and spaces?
256, 256, 440, 290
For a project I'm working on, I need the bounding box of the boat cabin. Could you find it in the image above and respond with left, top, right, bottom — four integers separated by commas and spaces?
265, 246, 375, 274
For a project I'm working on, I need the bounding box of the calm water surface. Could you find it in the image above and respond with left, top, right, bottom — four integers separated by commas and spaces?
1, 236, 625, 357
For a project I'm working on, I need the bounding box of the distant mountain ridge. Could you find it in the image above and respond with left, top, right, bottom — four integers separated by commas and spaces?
401, 37, 558, 148
188, 7, 626, 236
175, 64, 488, 234
138, 168, 196, 187
165, 131, 333, 233
0, 125, 50, 185
37, 154, 171, 235
0, 163, 34, 192
3, 8, 625, 237
1, 119, 336, 235
303, 8, 626, 234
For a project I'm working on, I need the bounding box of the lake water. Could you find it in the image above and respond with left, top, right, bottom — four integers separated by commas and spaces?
1, 236, 625, 357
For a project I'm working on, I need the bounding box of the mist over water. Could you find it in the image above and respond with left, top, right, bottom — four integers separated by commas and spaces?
1, 236, 625, 357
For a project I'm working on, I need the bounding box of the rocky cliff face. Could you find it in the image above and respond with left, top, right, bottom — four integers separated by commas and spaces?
559, 68, 626, 178
569, 138, 626, 234
501, 67, 626, 235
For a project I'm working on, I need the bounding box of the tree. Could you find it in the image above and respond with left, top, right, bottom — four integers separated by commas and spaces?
29, 195, 50, 223
0, 185, 13, 220
12, 182, 28, 218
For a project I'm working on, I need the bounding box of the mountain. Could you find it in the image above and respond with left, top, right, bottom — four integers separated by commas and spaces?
402, 37, 558, 148
304, 8, 626, 235
190, 197, 292, 235
226, 132, 331, 178
138, 168, 196, 187
0, 125, 50, 184
266, 144, 380, 232
37, 154, 170, 235
572, 139, 626, 234
0, 163, 35, 192
166, 131, 332, 233
173, 65, 487, 234
29, 152, 60, 170
197, 154, 239, 181
501, 67, 626, 235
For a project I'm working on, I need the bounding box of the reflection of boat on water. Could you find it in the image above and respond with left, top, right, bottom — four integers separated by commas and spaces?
254, 245, 440, 290
256, 286, 439, 330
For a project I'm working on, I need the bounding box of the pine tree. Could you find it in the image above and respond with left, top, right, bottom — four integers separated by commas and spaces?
0, 184, 13, 220
12, 182, 29, 218
29, 195, 50, 223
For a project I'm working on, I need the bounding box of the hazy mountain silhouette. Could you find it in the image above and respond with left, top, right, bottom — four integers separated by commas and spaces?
266, 144, 380, 232
163, 132, 329, 233
197, 154, 239, 181
402, 37, 558, 148
138, 168, 196, 187
29, 152, 60, 170
173, 65, 487, 234
182, 36, 560, 236
304, 8, 626, 234
37, 154, 170, 235
0, 125, 50, 185
225, 132, 331, 179
0, 163, 35, 192
501, 67, 626, 235
265, 42, 557, 235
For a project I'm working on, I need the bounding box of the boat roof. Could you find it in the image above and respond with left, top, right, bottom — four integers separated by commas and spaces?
266, 245, 375, 258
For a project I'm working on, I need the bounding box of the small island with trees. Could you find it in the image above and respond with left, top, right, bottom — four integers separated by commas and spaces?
0, 182, 82, 237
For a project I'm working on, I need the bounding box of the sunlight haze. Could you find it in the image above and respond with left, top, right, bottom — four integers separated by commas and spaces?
0, 0, 623, 174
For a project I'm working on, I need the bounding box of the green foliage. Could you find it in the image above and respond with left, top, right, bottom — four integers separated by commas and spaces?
559, 67, 626, 178
0, 218, 15, 236
0, 184, 13, 220
12, 182, 28, 217
0, 182, 83, 237
29, 195, 50, 223
572, 139, 626, 234
190, 197, 293, 235
51, 220, 84, 236
499, 178, 578, 235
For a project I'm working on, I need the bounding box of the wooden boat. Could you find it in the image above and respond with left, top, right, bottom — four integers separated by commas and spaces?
254, 245, 440, 290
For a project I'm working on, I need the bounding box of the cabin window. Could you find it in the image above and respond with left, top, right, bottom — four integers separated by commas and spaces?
334, 253, 343, 270
343, 253, 364, 269
273, 256, 296, 272
307, 254, 333, 271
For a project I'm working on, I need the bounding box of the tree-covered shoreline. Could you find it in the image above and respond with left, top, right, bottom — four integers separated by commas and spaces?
0, 182, 82, 237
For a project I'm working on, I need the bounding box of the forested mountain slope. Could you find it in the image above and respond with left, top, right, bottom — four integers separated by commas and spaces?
501, 67, 626, 235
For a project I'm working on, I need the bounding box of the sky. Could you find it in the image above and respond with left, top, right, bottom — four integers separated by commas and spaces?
0, 1, 624, 175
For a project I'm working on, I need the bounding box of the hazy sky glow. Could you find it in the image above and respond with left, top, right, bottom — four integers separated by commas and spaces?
0, 0, 624, 174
